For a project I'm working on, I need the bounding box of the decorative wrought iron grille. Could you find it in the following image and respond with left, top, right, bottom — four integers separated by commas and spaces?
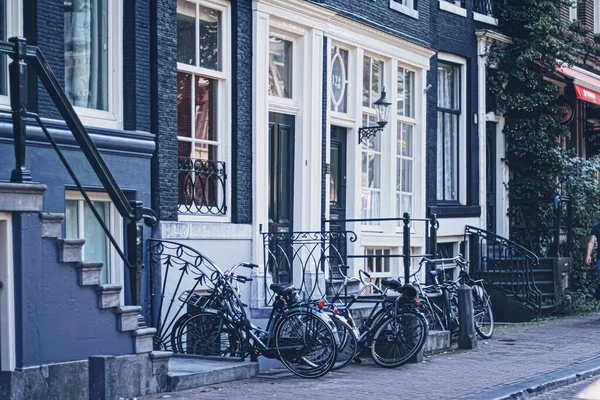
473, 0, 493, 16
178, 157, 227, 215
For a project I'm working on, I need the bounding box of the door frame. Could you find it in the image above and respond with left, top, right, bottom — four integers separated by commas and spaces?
0, 212, 15, 371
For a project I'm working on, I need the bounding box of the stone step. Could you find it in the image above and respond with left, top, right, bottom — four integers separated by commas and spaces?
116, 306, 142, 332
57, 238, 85, 263
97, 284, 122, 309
134, 327, 157, 354
40, 213, 64, 238
167, 356, 258, 392
77, 262, 103, 286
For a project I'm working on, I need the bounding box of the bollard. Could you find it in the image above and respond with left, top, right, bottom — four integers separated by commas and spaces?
458, 283, 477, 349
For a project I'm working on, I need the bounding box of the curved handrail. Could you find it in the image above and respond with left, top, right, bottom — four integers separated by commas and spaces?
465, 225, 542, 314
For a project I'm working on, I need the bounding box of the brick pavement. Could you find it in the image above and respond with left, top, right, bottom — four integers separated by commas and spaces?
535, 376, 600, 399
143, 313, 600, 400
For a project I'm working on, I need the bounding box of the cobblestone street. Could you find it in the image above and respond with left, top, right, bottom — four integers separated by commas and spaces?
143, 312, 600, 400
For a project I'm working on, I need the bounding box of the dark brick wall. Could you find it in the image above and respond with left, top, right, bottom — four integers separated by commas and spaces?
310, 0, 430, 48
427, 0, 481, 217
124, 0, 152, 132
151, 0, 179, 222
321, 36, 328, 231
231, 0, 253, 224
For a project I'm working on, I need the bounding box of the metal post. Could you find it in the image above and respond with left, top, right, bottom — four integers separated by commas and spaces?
429, 214, 438, 258
458, 283, 477, 349
554, 195, 561, 258
403, 212, 411, 285
8, 37, 31, 183
566, 199, 573, 258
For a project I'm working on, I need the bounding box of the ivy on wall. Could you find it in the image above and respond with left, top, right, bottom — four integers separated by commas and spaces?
488, 0, 600, 310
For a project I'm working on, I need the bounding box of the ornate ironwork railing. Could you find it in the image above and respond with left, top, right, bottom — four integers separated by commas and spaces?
178, 157, 227, 215
1, 37, 156, 308
465, 225, 542, 314
148, 239, 224, 351
473, 0, 494, 16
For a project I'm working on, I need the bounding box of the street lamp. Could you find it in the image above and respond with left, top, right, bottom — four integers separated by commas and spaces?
358, 88, 392, 144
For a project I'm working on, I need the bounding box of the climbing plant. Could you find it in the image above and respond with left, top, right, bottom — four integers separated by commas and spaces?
488, 0, 600, 309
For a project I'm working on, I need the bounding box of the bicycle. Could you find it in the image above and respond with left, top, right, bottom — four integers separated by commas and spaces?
325, 267, 429, 368
170, 262, 340, 378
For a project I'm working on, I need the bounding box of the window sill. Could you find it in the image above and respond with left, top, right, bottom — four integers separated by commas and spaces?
389, 1, 419, 19
473, 12, 498, 25
428, 205, 481, 219
438, 0, 467, 17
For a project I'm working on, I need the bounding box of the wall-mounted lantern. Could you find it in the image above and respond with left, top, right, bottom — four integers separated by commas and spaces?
358, 88, 392, 144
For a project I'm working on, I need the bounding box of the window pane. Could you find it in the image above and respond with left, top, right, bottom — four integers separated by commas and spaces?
362, 114, 380, 151
438, 62, 460, 110
268, 36, 292, 98
361, 190, 380, 221
405, 69, 415, 117
199, 5, 221, 70
64, 0, 109, 111
402, 194, 412, 215
371, 59, 383, 108
436, 111, 444, 200
368, 153, 381, 189
330, 146, 339, 206
402, 159, 412, 192
362, 56, 370, 107
83, 201, 110, 284
330, 46, 348, 113
65, 200, 79, 239
177, 72, 192, 139
195, 76, 217, 141
397, 67, 405, 117
177, 2, 196, 65
194, 142, 218, 162
0, 0, 6, 96
397, 123, 413, 157
178, 141, 191, 158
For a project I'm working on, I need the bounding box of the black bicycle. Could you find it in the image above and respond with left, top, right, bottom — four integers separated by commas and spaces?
171, 262, 340, 378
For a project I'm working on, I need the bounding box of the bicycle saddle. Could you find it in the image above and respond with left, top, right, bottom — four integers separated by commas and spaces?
270, 283, 296, 295
429, 269, 443, 277
381, 279, 402, 291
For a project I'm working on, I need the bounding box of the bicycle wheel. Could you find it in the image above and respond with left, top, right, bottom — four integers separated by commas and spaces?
370, 310, 427, 368
473, 286, 494, 339
420, 299, 446, 331
275, 310, 338, 378
330, 313, 359, 371
172, 312, 243, 357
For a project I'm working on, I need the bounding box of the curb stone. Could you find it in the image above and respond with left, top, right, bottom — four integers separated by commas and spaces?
461, 357, 600, 400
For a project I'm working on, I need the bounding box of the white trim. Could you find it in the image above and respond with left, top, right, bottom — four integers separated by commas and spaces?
473, 12, 498, 25
569, 2, 578, 22
0, 0, 23, 107
439, 0, 467, 17
0, 213, 15, 371
389, 0, 419, 19
595, 0, 600, 33
65, 191, 124, 304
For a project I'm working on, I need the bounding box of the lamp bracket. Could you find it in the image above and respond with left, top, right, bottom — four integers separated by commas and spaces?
358, 126, 383, 144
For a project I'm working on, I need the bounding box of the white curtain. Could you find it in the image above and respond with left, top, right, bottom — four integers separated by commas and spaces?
65, 0, 108, 110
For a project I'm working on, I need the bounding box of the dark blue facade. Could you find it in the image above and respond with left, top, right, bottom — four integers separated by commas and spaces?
2, 0, 156, 366
427, 0, 482, 218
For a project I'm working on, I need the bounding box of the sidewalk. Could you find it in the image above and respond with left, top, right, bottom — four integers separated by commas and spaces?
142, 313, 600, 400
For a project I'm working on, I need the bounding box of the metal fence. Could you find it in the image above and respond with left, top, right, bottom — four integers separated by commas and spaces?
178, 157, 227, 215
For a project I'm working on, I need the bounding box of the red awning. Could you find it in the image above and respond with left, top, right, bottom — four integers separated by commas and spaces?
557, 66, 600, 106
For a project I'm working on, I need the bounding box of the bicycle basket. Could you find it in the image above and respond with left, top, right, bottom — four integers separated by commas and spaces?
178, 290, 213, 309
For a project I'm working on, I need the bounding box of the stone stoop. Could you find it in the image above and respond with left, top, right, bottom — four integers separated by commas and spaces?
167, 356, 259, 392
39, 213, 154, 356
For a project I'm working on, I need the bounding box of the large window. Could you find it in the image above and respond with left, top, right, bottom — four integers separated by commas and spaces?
437, 62, 461, 202
65, 193, 122, 286
364, 248, 391, 290
397, 66, 416, 217
0, 0, 21, 102
361, 56, 384, 225
177, 0, 228, 216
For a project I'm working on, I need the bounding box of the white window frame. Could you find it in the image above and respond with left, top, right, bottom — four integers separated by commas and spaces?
389, 0, 419, 19
267, 27, 301, 114
364, 247, 392, 290
65, 191, 124, 304
439, 0, 467, 17
329, 44, 350, 115
437, 53, 467, 205
177, 0, 232, 222
395, 65, 417, 220
65, 0, 123, 129
569, 1, 578, 22
595, 0, 600, 33
0, 0, 23, 107
0, 212, 15, 371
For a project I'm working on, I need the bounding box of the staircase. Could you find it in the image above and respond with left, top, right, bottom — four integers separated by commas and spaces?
39, 212, 156, 356
465, 226, 558, 322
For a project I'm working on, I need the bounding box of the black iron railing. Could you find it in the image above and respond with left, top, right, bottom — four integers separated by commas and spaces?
2, 37, 156, 308
261, 213, 439, 307
178, 157, 227, 215
465, 225, 542, 314
473, 0, 494, 16
147, 239, 223, 351
511, 196, 573, 258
